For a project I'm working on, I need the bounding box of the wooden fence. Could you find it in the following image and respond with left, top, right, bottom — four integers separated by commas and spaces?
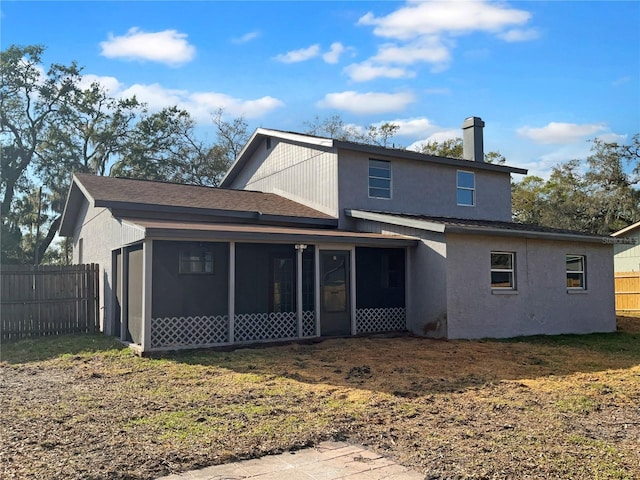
615, 271, 640, 312
1, 264, 99, 341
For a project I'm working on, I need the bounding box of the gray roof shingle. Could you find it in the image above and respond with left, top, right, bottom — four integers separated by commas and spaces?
73, 173, 334, 220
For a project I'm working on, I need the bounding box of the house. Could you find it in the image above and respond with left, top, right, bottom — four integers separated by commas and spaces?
611, 221, 640, 272
59, 117, 616, 354
611, 221, 640, 312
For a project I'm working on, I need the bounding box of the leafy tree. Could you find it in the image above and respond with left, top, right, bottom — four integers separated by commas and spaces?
418, 137, 505, 164
1, 44, 238, 264
303, 115, 399, 147
512, 136, 639, 234
1, 45, 82, 264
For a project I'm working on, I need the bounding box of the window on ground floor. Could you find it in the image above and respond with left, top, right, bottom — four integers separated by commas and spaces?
179, 245, 214, 274
566, 254, 586, 289
491, 251, 515, 289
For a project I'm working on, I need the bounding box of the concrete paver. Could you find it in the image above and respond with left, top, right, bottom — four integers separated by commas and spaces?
155, 441, 424, 480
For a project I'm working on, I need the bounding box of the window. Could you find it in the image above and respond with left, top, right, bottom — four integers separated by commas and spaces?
369, 159, 391, 199
179, 246, 214, 274
566, 255, 586, 289
491, 252, 515, 289
457, 171, 475, 206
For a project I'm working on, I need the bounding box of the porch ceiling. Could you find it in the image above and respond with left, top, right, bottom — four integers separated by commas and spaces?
122, 218, 418, 247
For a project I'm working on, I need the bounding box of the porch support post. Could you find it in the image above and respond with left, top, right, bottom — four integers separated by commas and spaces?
350, 246, 357, 335
315, 245, 321, 337
295, 244, 307, 338
228, 241, 235, 344
120, 247, 127, 342
141, 239, 153, 352
405, 246, 411, 331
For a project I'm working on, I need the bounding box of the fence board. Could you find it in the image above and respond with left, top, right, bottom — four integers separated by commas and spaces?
615, 271, 640, 312
1, 264, 99, 341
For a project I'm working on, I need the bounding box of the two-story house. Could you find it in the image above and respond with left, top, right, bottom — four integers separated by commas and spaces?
60, 117, 616, 354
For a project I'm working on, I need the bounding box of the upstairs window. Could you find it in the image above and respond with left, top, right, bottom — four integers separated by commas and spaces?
369, 159, 391, 199
457, 170, 475, 206
179, 246, 214, 274
491, 252, 515, 289
566, 255, 586, 289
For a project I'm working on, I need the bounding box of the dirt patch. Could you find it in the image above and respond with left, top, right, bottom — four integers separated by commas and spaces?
1, 315, 639, 480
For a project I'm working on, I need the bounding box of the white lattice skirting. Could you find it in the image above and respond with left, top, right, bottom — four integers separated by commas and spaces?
302, 310, 316, 337
151, 315, 229, 348
356, 307, 406, 333
234, 312, 298, 342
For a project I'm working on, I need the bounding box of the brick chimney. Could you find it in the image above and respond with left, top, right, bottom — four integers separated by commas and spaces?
461, 116, 485, 162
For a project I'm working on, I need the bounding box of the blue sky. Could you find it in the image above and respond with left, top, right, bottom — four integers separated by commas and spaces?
3, 0, 639, 178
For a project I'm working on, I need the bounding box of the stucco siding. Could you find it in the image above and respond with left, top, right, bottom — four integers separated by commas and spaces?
72, 200, 123, 334
614, 230, 640, 272
354, 219, 448, 337
227, 138, 339, 217
337, 150, 512, 227
445, 234, 616, 339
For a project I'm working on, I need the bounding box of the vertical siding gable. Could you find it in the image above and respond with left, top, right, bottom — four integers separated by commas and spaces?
228, 138, 339, 217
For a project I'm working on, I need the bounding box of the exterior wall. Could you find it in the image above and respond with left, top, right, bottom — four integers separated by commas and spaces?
354, 219, 448, 338
72, 199, 126, 334
445, 234, 616, 339
227, 138, 339, 217
614, 229, 640, 272
337, 149, 512, 228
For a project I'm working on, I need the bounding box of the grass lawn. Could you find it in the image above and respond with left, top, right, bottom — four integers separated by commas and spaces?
1, 314, 639, 480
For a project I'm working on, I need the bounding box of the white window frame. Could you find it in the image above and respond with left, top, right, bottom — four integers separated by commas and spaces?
566, 254, 586, 290
368, 159, 392, 199
490, 251, 515, 290
457, 170, 475, 207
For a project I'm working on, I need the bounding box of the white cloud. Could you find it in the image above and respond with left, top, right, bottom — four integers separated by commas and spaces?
378, 117, 435, 137
323, 42, 346, 64
274, 44, 321, 63
79, 74, 123, 94
358, 0, 531, 40
190, 92, 284, 119
497, 28, 540, 42
408, 129, 460, 151
344, 62, 415, 82
317, 91, 415, 115
354, 0, 536, 79
372, 38, 451, 65
100, 28, 196, 66
517, 122, 608, 144
118, 82, 284, 121
232, 31, 260, 44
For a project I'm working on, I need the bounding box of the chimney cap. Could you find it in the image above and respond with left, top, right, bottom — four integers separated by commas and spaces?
462, 116, 485, 128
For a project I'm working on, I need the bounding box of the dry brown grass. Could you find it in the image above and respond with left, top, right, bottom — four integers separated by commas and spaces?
1, 315, 639, 479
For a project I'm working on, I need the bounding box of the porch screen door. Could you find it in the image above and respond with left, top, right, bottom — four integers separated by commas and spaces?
320, 251, 351, 336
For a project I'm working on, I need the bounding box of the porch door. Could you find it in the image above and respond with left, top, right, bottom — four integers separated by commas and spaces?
320, 251, 351, 336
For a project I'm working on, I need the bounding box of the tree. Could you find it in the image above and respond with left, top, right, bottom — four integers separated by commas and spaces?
303, 115, 399, 147
511, 136, 640, 234
1, 45, 82, 264
1, 44, 239, 264
417, 137, 505, 164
